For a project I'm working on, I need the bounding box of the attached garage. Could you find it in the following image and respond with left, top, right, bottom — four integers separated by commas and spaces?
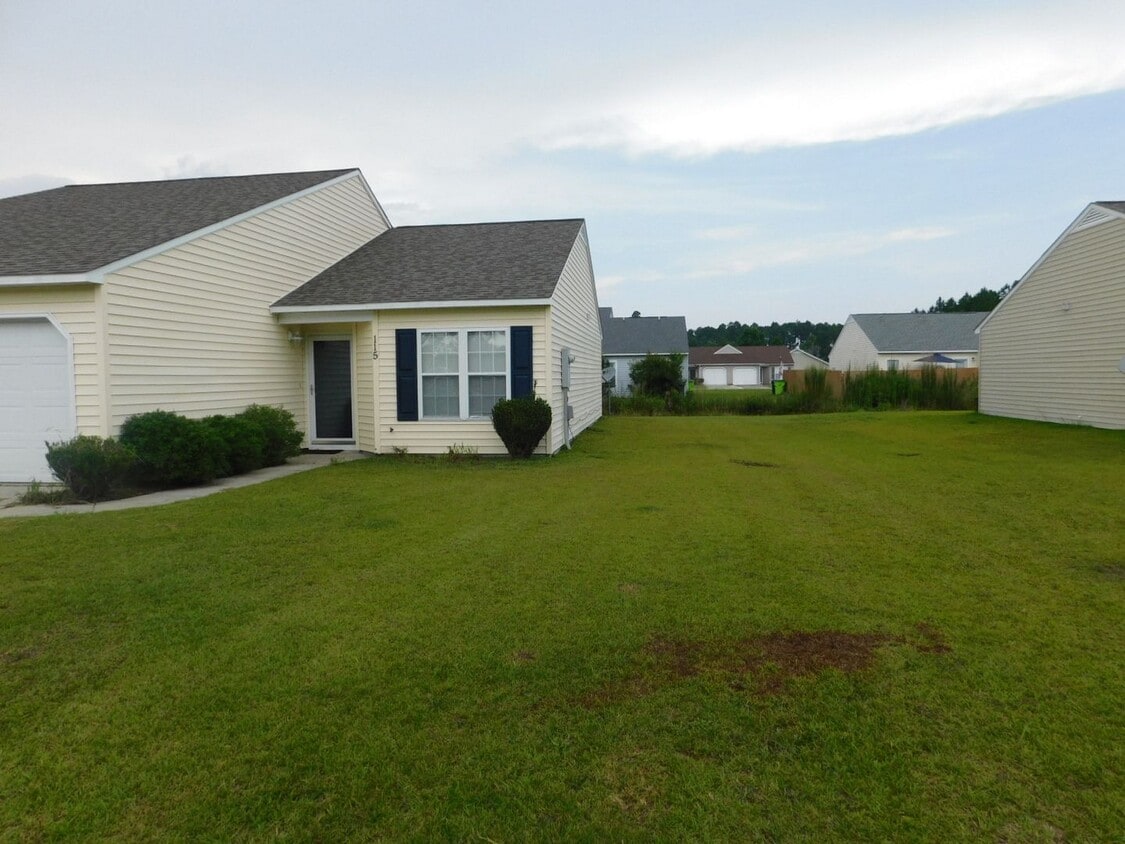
732, 366, 760, 386
0, 316, 75, 482
700, 366, 727, 387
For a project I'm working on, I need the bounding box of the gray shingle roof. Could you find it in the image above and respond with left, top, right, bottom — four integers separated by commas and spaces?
688, 346, 794, 366
850, 312, 988, 352
0, 169, 355, 275
600, 309, 688, 355
273, 219, 585, 307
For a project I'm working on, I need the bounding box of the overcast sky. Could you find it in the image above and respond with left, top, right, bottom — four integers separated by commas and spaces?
3, 0, 1125, 328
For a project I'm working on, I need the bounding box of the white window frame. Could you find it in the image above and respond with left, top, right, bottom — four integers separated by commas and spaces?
418, 327, 511, 420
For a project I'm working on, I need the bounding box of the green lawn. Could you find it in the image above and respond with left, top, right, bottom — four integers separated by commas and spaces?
2, 413, 1122, 840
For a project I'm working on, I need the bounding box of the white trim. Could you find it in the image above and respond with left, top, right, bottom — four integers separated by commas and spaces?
353, 171, 394, 231
0, 273, 98, 287
307, 334, 357, 445
0, 313, 78, 479
277, 311, 373, 325
77, 170, 366, 281
977, 202, 1125, 333
418, 326, 511, 421
271, 298, 550, 315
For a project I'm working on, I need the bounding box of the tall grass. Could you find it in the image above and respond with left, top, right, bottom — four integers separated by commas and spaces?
842, 366, 976, 410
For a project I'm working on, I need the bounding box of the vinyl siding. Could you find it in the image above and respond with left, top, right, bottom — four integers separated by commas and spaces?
101, 174, 387, 431
353, 320, 377, 452
0, 284, 104, 435
828, 317, 879, 370
979, 216, 1125, 429
547, 225, 603, 450
376, 307, 548, 454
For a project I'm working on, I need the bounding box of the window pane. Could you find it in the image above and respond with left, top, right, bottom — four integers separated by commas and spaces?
422, 374, 459, 417
468, 330, 506, 374
421, 332, 458, 374
469, 374, 506, 417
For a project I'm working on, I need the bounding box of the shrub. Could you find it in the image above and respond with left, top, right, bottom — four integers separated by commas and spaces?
237, 405, 303, 466
44, 435, 135, 501
491, 395, 552, 458
201, 414, 268, 477
119, 410, 224, 488
629, 353, 686, 397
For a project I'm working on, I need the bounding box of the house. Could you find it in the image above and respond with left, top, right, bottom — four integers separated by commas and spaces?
0, 169, 602, 481
828, 312, 987, 371
977, 202, 1125, 429
789, 341, 829, 370
599, 307, 688, 395
689, 345, 793, 387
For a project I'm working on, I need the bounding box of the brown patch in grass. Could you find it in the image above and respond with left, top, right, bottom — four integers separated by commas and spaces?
1092, 562, 1125, 580
511, 650, 537, 664
619, 582, 641, 594
578, 626, 952, 707
732, 459, 780, 468
0, 646, 40, 665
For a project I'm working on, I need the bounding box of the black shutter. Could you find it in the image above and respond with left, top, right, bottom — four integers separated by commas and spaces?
395, 329, 418, 421
510, 326, 533, 398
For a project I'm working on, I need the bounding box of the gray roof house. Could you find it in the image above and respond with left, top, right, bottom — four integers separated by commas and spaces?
828, 312, 988, 371
599, 307, 689, 395
689, 344, 794, 387
0, 169, 603, 481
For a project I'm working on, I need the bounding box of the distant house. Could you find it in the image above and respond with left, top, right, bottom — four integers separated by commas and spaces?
977, 202, 1125, 429
689, 344, 793, 388
600, 308, 688, 396
828, 312, 987, 371
0, 169, 603, 481
789, 342, 829, 370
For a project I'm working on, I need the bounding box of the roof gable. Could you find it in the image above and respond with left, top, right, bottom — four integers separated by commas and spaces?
600, 311, 688, 355
273, 219, 585, 308
850, 312, 988, 352
0, 169, 359, 277
688, 345, 794, 366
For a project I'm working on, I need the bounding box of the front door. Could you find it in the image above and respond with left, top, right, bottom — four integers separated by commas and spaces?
310, 338, 353, 442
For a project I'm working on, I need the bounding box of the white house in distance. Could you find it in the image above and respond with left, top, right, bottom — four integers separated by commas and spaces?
789, 341, 829, 370
0, 169, 603, 481
828, 312, 987, 371
689, 345, 793, 387
599, 307, 689, 396
977, 202, 1125, 429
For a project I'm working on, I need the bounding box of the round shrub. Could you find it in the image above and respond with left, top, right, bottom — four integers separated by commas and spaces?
45, 435, 135, 501
119, 410, 224, 488
236, 405, 303, 466
491, 395, 552, 458
201, 414, 268, 477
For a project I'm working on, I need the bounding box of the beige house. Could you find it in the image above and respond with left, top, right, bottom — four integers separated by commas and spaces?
789, 342, 829, 370
689, 344, 793, 387
0, 170, 602, 481
977, 202, 1125, 429
828, 312, 987, 372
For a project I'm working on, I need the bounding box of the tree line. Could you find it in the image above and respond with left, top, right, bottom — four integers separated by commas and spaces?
688, 284, 1014, 359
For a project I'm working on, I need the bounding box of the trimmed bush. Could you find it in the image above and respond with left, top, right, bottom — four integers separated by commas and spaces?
237, 405, 302, 466
202, 414, 268, 477
45, 435, 135, 501
491, 395, 552, 458
119, 410, 225, 488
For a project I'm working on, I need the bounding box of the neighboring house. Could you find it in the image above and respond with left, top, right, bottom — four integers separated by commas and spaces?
599, 307, 688, 395
0, 170, 602, 481
689, 345, 793, 387
789, 341, 829, 370
977, 202, 1125, 429
828, 312, 987, 371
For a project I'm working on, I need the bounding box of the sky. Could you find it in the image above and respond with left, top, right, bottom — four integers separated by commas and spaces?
3, 0, 1125, 329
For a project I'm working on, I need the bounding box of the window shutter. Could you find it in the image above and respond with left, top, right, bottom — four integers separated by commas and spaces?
395, 329, 418, 421
510, 326, 533, 398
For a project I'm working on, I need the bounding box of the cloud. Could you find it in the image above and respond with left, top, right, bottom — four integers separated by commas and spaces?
540, 4, 1125, 157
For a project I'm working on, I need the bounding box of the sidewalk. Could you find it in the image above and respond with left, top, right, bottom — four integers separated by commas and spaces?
0, 452, 368, 519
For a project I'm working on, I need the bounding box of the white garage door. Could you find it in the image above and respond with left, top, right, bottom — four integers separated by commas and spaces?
0, 318, 75, 482
700, 366, 727, 387
732, 366, 760, 386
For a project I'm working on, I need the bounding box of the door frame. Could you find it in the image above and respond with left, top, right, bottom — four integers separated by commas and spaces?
306, 334, 357, 447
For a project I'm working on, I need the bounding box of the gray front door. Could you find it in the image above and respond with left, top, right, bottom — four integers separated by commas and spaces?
311, 339, 353, 441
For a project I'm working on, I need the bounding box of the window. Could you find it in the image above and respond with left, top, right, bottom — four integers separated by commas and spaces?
886, 359, 899, 371
420, 329, 508, 419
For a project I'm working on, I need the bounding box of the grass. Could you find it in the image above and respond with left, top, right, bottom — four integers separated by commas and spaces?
1, 413, 1122, 840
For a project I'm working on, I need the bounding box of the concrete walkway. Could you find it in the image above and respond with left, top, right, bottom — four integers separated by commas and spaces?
0, 451, 369, 519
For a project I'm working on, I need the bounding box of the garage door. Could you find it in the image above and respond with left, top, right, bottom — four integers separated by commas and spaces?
732, 366, 760, 386
700, 366, 727, 387
0, 318, 75, 482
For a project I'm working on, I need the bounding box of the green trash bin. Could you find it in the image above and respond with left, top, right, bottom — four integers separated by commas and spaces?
771, 379, 787, 395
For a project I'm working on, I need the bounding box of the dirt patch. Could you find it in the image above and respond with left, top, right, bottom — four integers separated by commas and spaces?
1092, 562, 1125, 581
579, 626, 951, 707
732, 459, 780, 468
0, 646, 40, 665
896, 452, 921, 457
619, 582, 641, 594
511, 650, 537, 664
